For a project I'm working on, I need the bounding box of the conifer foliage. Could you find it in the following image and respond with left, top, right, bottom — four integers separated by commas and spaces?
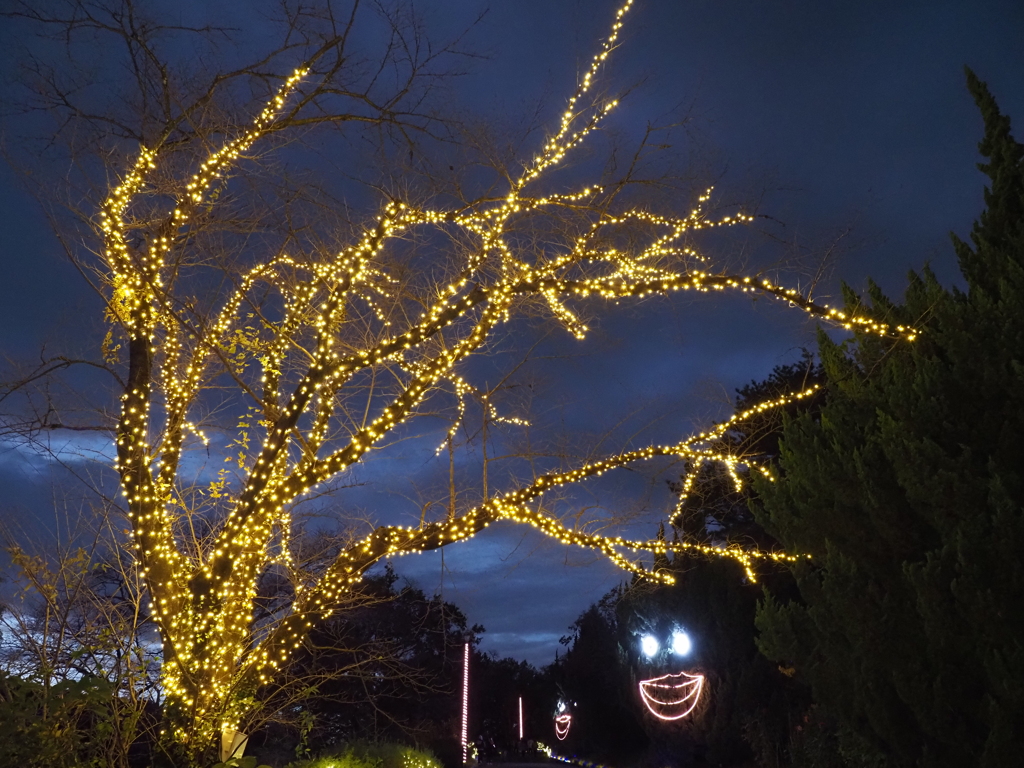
754, 71, 1024, 767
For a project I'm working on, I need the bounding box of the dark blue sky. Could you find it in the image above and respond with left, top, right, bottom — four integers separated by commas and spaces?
2, 0, 1022, 667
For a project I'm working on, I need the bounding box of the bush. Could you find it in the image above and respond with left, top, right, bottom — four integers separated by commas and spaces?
0, 670, 120, 768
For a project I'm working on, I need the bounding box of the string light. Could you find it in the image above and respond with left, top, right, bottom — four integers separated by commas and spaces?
638, 671, 705, 721
545, 750, 612, 768
96, 0, 915, 751
403, 753, 441, 768
462, 642, 471, 765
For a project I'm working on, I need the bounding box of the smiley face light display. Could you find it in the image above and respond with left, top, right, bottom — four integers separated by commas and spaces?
554, 699, 573, 740
636, 629, 705, 721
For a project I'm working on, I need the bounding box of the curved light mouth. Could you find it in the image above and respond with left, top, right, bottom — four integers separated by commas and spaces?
554, 713, 572, 740
638, 671, 704, 720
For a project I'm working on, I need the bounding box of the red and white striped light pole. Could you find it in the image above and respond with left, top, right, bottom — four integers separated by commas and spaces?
461, 643, 470, 765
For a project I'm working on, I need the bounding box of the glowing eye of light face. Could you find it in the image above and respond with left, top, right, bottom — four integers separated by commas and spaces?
638, 671, 705, 721
557, 700, 566, 713
641, 634, 660, 658
671, 629, 692, 656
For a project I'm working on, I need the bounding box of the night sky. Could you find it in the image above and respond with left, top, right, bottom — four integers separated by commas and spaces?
1, 0, 1022, 668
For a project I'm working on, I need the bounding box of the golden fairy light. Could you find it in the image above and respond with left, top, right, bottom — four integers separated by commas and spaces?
97, 0, 914, 750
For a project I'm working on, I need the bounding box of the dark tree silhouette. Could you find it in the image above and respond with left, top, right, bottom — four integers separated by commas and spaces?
754, 72, 1024, 768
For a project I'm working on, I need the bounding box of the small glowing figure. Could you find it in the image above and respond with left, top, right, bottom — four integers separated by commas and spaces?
641, 634, 660, 658
555, 714, 572, 740
554, 700, 572, 740
671, 629, 692, 656
638, 671, 704, 720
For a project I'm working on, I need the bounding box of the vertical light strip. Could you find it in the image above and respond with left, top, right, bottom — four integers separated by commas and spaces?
519, 696, 524, 740
461, 642, 470, 765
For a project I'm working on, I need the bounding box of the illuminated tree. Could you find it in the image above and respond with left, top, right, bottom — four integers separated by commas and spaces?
2, 0, 915, 759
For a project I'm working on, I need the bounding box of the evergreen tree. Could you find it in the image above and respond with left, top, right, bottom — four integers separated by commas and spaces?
255, 566, 479, 762
618, 358, 825, 766
554, 593, 649, 763
617, 557, 805, 767
753, 71, 1024, 768
471, 653, 554, 756
670, 351, 824, 544
547, 361, 827, 767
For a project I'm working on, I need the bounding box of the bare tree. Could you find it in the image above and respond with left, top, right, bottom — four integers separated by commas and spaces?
0, 0, 916, 759
0, 514, 160, 768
